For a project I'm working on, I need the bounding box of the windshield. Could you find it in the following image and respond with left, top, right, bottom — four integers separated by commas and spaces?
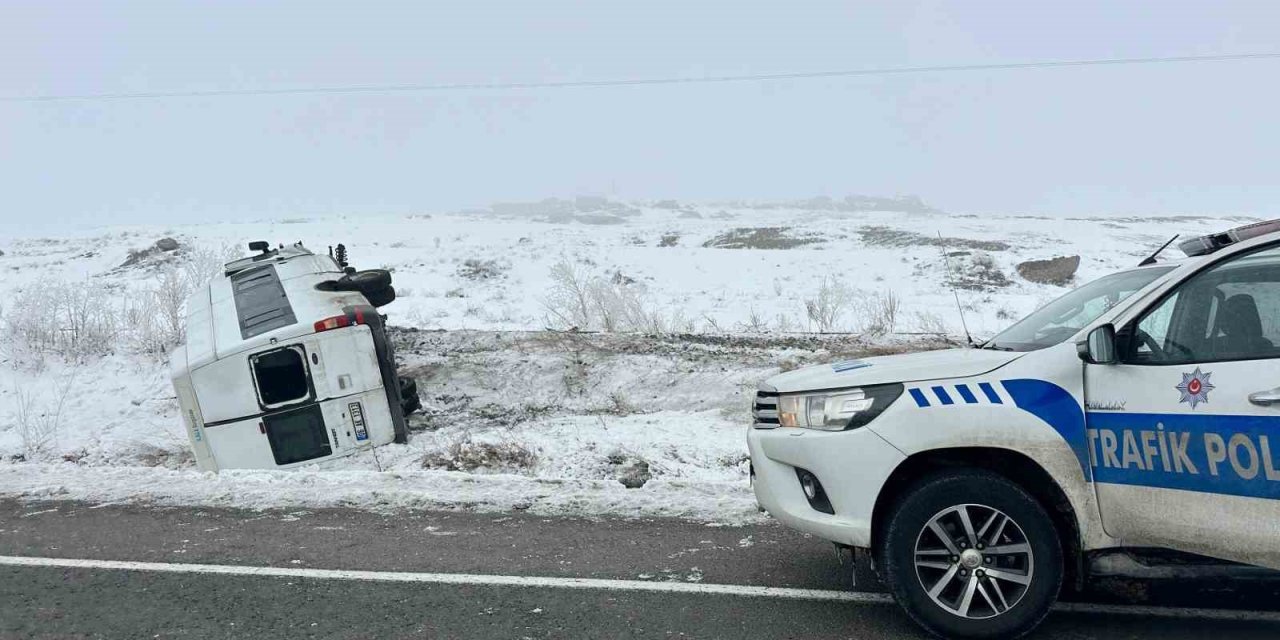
984, 266, 1176, 351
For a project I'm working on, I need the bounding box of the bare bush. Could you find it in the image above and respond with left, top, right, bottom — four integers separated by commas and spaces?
183, 243, 240, 288
543, 260, 594, 329
420, 435, 538, 472
858, 290, 901, 336
739, 308, 770, 333
127, 255, 225, 356
590, 279, 646, 332
542, 258, 676, 333
458, 258, 507, 281
12, 373, 75, 459
152, 268, 190, 346
5, 243, 238, 362
5, 278, 120, 362
774, 313, 796, 333
914, 311, 949, 335
949, 251, 1011, 291
136, 243, 238, 355
605, 391, 637, 416
804, 277, 854, 333
121, 298, 167, 356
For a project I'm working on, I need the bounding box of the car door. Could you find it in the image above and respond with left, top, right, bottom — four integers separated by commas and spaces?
1084, 242, 1280, 569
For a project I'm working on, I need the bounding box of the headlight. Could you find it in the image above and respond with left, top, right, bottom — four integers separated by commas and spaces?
776, 383, 903, 431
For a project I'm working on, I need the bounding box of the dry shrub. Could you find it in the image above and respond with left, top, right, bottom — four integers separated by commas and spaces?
3, 244, 238, 362
858, 290, 901, 336
914, 311, 949, 335
420, 435, 539, 472
11, 373, 76, 459
542, 258, 682, 333
4, 278, 120, 362
804, 276, 854, 333
457, 258, 507, 281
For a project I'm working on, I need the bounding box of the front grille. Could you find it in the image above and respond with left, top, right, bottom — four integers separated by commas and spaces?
752, 390, 780, 428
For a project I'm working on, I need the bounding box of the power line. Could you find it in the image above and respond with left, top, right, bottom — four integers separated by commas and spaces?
5, 52, 1279, 103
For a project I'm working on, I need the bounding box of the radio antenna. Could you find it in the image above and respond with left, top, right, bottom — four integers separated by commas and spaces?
1137, 234, 1179, 266
937, 232, 974, 346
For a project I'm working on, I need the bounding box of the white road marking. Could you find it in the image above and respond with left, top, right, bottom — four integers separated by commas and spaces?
19, 508, 59, 518
2, 555, 1279, 623
0, 554, 886, 604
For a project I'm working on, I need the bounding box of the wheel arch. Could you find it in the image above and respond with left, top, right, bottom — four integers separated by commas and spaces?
870, 446, 1086, 590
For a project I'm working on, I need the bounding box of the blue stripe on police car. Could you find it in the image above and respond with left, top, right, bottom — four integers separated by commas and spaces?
906, 378, 1280, 498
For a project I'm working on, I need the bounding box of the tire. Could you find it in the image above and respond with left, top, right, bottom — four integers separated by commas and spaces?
321, 269, 392, 294
398, 377, 421, 415
363, 285, 396, 307
399, 377, 418, 400
401, 394, 422, 416
878, 470, 1063, 640
347, 269, 392, 291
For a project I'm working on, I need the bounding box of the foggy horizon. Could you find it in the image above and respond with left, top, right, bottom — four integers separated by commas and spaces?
3, 1, 1279, 227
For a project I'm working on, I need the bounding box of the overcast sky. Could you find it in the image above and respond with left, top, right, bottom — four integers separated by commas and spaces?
2, 1, 1278, 227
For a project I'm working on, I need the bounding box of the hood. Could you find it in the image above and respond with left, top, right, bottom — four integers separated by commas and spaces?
764, 348, 1026, 393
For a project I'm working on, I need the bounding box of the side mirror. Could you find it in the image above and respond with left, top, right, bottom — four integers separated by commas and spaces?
248, 240, 270, 254
1078, 324, 1118, 364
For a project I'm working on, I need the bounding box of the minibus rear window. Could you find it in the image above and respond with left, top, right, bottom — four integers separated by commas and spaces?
251, 346, 310, 407
263, 404, 331, 465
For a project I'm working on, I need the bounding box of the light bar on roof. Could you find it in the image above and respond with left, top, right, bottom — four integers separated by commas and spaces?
1178, 218, 1280, 257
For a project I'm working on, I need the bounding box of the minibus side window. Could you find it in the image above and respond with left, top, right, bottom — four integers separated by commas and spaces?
250, 346, 311, 408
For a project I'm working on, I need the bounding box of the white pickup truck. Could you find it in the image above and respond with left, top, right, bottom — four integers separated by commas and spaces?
748, 220, 1280, 639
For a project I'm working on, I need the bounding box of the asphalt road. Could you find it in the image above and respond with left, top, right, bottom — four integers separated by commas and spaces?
1, 499, 1278, 639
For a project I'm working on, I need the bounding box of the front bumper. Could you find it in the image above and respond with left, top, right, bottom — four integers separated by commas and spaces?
747, 425, 905, 548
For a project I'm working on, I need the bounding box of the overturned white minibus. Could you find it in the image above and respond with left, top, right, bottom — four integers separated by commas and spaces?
169, 241, 419, 471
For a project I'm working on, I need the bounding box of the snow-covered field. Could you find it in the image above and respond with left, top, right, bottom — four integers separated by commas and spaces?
0, 198, 1257, 522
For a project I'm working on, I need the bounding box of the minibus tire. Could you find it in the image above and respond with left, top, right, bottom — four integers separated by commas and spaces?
318, 269, 393, 294
399, 378, 421, 415
399, 377, 418, 400
878, 469, 1062, 640
347, 269, 392, 291
363, 286, 396, 307
401, 394, 422, 416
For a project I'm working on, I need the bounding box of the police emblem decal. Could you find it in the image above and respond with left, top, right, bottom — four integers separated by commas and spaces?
1175, 367, 1215, 409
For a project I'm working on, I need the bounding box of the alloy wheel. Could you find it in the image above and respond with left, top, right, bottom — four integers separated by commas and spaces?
913, 503, 1035, 620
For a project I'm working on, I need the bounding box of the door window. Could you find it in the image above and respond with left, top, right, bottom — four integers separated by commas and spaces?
250, 346, 312, 408
262, 404, 331, 465
1125, 244, 1280, 364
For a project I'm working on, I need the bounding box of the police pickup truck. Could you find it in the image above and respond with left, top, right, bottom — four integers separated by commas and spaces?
749, 220, 1280, 639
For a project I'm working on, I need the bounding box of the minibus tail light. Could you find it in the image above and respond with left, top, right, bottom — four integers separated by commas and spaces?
313, 315, 351, 332
314, 307, 369, 333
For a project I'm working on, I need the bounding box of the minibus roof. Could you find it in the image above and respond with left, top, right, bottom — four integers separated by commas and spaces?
176, 244, 370, 372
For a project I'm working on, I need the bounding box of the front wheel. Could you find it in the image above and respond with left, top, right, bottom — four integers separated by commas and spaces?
878, 470, 1063, 640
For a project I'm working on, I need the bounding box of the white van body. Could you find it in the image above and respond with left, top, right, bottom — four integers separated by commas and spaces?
169, 243, 411, 472
748, 222, 1280, 637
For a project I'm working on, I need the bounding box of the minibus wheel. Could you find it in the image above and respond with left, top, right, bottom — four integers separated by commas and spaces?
364, 286, 396, 307
399, 378, 421, 415
399, 377, 418, 399
347, 269, 392, 290
878, 469, 1062, 640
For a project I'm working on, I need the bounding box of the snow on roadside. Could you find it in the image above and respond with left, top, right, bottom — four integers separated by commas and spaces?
0, 330, 895, 523
0, 462, 764, 524
0, 200, 1259, 521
